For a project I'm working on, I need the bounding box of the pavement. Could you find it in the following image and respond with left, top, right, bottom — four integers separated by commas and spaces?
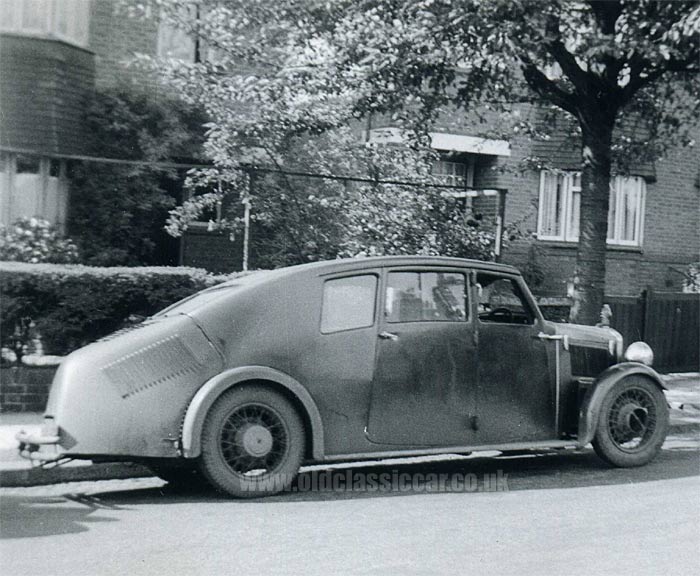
1, 373, 698, 488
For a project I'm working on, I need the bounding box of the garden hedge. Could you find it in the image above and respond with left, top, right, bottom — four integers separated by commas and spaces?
0, 261, 243, 357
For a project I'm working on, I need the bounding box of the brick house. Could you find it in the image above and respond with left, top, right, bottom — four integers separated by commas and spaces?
1, 1, 698, 298
367, 105, 699, 299
0, 0, 244, 269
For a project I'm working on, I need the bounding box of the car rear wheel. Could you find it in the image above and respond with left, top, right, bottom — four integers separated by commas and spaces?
199, 385, 305, 498
592, 376, 668, 467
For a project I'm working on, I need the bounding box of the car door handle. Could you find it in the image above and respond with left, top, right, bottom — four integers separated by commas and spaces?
378, 331, 399, 341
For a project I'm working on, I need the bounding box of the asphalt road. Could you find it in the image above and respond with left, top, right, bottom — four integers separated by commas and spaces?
1, 439, 698, 576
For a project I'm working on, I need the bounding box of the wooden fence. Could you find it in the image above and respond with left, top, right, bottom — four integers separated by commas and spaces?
607, 289, 700, 373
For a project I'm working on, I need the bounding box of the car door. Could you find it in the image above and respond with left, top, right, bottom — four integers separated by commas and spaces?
366, 267, 478, 446
474, 271, 557, 443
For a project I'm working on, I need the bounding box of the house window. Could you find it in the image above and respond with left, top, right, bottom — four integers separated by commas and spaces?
0, 154, 69, 231
0, 0, 91, 47
608, 176, 646, 246
537, 171, 645, 247
432, 159, 474, 189
537, 171, 580, 242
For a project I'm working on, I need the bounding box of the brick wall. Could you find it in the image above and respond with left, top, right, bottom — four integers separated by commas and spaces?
88, 0, 160, 89
0, 35, 95, 156
447, 106, 700, 298
0, 366, 57, 412
0, 4, 163, 156
182, 228, 245, 273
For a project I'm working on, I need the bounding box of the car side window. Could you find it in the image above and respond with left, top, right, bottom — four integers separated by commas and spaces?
476, 273, 535, 325
386, 272, 468, 323
321, 275, 378, 333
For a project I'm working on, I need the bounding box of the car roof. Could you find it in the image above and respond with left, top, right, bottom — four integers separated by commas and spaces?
217, 256, 520, 288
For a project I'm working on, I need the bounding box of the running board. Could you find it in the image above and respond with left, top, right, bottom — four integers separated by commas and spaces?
323, 440, 580, 463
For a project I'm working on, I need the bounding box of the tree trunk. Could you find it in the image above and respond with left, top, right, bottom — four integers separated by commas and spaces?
569, 117, 614, 325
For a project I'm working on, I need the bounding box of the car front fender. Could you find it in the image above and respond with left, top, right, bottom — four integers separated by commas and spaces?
181, 366, 325, 460
577, 362, 666, 447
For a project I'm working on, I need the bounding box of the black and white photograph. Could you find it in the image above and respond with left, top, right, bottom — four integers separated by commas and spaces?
1, 0, 699, 574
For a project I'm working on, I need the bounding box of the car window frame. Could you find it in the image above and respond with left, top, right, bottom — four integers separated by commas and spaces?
319, 272, 380, 335
472, 271, 542, 327
380, 266, 472, 325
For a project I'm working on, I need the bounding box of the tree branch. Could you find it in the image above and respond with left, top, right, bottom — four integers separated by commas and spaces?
620, 53, 699, 106
587, 0, 623, 34
543, 12, 591, 97
520, 58, 578, 116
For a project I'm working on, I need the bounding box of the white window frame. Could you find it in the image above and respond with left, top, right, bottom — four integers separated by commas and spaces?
536, 171, 580, 242
537, 171, 646, 247
0, 0, 90, 48
607, 176, 646, 247
0, 153, 69, 231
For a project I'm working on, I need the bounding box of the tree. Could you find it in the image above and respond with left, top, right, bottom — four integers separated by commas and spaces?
68, 85, 206, 266
163, 127, 500, 268
136, 0, 699, 322
133, 2, 500, 268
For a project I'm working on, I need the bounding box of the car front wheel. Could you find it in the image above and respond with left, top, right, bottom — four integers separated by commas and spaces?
199, 385, 305, 498
592, 376, 669, 467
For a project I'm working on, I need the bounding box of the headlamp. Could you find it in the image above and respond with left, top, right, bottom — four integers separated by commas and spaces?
624, 341, 654, 366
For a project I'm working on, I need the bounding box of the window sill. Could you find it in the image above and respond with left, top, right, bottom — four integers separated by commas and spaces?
535, 238, 643, 253
606, 243, 643, 254
535, 239, 577, 249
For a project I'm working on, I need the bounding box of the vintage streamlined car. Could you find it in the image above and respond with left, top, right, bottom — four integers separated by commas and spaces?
19, 256, 669, 497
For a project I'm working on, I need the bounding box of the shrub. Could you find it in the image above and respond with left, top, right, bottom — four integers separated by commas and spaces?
0, 262, 242, 358
0, 218, 80, 264
67, 85, 206, 266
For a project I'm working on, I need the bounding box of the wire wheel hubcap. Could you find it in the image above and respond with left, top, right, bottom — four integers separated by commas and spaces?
607, 388, 657, 451
239, 424, 274, 457
219, 404, 288, 477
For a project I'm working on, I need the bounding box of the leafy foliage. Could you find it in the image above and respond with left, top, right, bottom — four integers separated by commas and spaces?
133, 0, 699, 321
164, 128, 500, 268
0, 218, 80, 264
67, 85, 207, 266
682, 262, 700, 293
0, 261, 236, 358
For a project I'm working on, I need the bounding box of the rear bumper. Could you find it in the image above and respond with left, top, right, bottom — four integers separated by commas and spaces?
16, 419, 64, 463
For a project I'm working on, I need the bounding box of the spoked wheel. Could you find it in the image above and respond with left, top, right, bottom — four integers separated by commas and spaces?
592, 376, 669, 467
200, 385, 305, 498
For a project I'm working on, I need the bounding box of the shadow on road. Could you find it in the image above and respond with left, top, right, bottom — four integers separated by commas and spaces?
0, 494, 121, 539
2, 447, 697, 539
84, 446, 700, 505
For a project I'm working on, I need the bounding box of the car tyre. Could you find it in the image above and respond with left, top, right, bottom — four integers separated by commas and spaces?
592, 376, 669, 467
199, 385, 305, 498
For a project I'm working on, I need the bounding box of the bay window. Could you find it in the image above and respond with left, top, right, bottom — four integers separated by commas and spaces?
0, 0, 91, 47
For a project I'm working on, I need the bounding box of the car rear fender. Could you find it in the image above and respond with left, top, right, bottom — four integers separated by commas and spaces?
181, 366, 325, 460
577, 362, 666, 446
